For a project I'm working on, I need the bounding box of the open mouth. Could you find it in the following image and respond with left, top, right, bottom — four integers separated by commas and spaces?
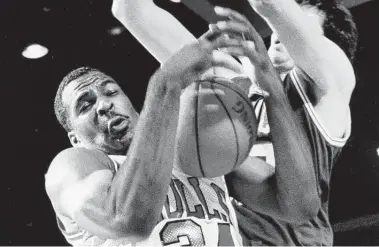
108, 116, 130, 137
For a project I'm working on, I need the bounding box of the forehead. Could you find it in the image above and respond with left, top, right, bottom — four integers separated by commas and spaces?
61, 71, 115, 107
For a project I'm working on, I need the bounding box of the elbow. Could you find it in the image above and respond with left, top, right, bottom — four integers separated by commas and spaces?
112, 206, 160, 241
127, 217, 156, 241
124, 228, 152, 243
296, 196, 321, 223
111, 217, 154, 242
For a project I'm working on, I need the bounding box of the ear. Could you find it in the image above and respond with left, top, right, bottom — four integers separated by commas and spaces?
68, 131, 81, 147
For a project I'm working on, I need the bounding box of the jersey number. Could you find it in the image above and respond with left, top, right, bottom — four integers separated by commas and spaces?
160, 219, 235, 246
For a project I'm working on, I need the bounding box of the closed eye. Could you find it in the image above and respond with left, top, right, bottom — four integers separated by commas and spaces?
79, 101, 93, 113
107, 90, 118, 96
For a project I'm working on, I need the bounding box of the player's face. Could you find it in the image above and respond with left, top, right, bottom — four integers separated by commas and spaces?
268, 33, 295, 76
62, 71, 139, 155
267, 5, 325, 76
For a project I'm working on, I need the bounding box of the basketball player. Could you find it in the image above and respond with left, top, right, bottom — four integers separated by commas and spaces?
218, 0, 359, 245
112, 0, 358, 245
45, 38, 250, 246
112, 0, 319, 224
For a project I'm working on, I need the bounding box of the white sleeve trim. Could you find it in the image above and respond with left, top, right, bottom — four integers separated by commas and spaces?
289, 69, 351, 147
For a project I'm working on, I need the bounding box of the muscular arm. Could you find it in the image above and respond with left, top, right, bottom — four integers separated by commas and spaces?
248, 0, 355, 138
252, 0, 355, 95
46, 71, 182, 242
112, 0, 196, 64
111, 0, 246, 78
230, 68, 320, 223
212, 7, 320, 223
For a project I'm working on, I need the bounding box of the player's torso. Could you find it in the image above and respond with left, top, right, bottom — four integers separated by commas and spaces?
232, 69, 348, 246
135, 166, 242, 246
249, 69, 346, 201
234, 200, 333, 246
56, 156, 242, 246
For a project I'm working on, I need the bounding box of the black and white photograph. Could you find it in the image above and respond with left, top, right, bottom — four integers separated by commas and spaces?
3, 0, 379, 245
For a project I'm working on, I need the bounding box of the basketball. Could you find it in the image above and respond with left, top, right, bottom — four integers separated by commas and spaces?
176, 76, 257, 177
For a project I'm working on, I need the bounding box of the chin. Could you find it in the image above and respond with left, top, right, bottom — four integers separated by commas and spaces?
97, 132, 133, 156
113, 133, 134, 155
275, 61, 295, 75
103, 142, 129, 156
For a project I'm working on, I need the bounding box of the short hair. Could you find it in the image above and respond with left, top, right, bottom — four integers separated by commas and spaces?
296, 0, 358, 62
54, 67, 101, 132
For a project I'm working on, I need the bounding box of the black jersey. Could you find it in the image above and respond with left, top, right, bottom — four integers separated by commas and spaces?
233, 69, 351, 246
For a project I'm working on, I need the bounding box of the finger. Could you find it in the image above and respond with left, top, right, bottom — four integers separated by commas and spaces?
213, 21, 249, 38
219, 47, 245, 57
245, 40, 257, 52
244, 23, 264, 50
214, 6, 249, 24
200, 28, 220, 42
208, 25, 245, 42
212, 21, 265, 51
219, 40, 257, 56
220, 44, 258, 64
211, 50, 244, 74
213, 6, 263, 44
209, 34, 243, 50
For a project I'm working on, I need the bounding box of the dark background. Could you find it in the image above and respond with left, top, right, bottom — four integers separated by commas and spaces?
2, 0, 379, 245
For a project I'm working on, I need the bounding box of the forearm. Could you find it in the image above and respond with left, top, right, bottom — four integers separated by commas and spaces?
108, 71, 182, 235
112, 0, 196, 64
258, 70, 319, 218
254, 0, 331, 81
259, 0, 324, 56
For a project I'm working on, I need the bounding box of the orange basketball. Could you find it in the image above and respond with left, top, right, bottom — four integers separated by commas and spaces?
176, 76, 257, 177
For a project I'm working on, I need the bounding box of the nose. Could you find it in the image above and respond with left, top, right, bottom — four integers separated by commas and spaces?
271, 38, 281, 46
271, 34, 281, 46
96, 98, 113, 116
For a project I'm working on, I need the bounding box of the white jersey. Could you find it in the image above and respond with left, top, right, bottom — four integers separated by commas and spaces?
54, 155, 243, 246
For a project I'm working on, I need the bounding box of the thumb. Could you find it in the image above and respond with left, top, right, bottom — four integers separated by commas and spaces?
211, 50, 244, 74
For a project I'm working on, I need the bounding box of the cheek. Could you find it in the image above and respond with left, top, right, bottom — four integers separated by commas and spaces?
74, 116, 99, 138
113, 94, 138, 123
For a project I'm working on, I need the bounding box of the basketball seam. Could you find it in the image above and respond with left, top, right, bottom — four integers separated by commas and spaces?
213, 79, 257, 150
210, 83, 240, 170
210, 77, 256, 114
195, 82, 206, 177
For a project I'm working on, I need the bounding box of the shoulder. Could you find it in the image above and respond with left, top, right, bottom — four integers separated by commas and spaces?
47, 148, 113, 179
287, 68, 352, 146
45, 148, 114, 201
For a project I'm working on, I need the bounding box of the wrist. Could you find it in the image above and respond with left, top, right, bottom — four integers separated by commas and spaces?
160, 62, 200, 91
149, 70, 183, 97
254, 69, 285, 98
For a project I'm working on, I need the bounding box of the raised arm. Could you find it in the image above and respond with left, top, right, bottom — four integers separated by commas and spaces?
111, 0, 196, 64
246, 0, 356, 139
111, 0, 246, 78
214, 7, 320, 223
248, 0, 355, 96
46, 36, 243, 243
